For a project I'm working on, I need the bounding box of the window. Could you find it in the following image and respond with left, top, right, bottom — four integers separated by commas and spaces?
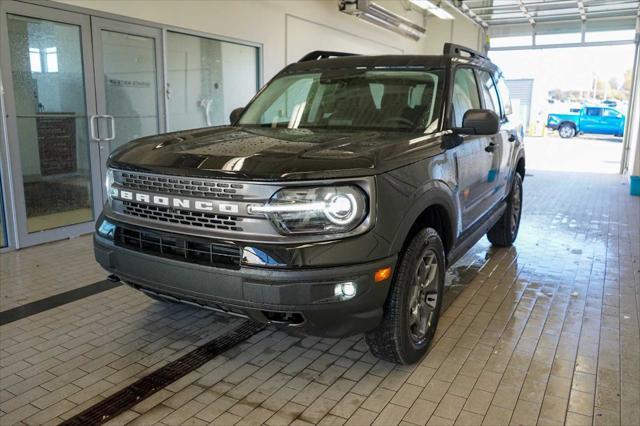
585, 108, 602, 117
240, 69, 444, 132
45, 47, 58, 73
29, 47, 41, 73
495, 75, 513, 117
451, 68, 481, 127
166, 31, 259, 131
28, 47, 58, 73
478, 70, 501, 116
602, 109, 621, 118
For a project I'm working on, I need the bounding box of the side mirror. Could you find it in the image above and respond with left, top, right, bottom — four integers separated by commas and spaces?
229, 107, 244, 125
453, 109, 500, 135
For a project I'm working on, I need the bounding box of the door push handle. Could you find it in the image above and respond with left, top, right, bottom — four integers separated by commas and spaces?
485, 142, 497, 153
89, 115, 116, 142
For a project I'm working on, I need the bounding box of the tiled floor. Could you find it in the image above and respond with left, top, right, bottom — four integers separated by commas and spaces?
0, 170, 638, 426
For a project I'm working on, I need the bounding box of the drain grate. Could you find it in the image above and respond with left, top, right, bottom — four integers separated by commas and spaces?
60, 320, 266, 426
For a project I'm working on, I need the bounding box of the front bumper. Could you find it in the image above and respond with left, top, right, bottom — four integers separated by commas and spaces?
94, 231, 396, 337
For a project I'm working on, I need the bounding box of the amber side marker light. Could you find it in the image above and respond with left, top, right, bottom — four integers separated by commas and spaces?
375, 267, 392, 282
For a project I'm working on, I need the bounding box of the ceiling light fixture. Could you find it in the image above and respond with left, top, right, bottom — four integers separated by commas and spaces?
409, 0, 455, 20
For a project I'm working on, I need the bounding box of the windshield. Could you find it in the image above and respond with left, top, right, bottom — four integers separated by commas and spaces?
239, 69, 444, 132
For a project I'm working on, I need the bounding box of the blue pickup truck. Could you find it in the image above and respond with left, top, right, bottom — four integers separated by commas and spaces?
547, 106, 625, 138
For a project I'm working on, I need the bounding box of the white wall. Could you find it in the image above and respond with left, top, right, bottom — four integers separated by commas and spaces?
54, 0, 484, 81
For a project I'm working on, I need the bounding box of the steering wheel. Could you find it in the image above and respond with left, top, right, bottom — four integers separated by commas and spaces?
380, 116, 414, 128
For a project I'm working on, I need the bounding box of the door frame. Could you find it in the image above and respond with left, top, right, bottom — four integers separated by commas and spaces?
90, 16, 166, 201
0, 0, 104, 248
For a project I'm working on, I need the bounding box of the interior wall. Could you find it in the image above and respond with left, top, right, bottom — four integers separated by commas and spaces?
52, 0, 485, 81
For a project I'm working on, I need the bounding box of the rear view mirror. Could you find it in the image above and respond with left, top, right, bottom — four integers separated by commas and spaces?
453, 109, 500, 135
230, 107, 244, 125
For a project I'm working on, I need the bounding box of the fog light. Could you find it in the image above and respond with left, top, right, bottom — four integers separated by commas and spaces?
97, 219, 116, 240
334, 282, 356, 299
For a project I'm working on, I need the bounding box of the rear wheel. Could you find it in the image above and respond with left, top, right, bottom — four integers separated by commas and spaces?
365, 228, 445, 364
487, 173, 523, 246
558, 124, 575, 138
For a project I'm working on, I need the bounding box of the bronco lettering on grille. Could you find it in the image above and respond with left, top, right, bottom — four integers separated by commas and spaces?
112, 189, 240, 214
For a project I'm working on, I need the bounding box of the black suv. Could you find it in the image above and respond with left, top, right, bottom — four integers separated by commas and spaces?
95, 43, 525, 364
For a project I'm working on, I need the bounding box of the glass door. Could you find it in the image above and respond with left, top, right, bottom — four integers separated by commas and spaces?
0, 1, 103, 247
90, 17, 165, 198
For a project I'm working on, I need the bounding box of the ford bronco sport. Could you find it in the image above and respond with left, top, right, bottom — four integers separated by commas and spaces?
95, 43, 525, 364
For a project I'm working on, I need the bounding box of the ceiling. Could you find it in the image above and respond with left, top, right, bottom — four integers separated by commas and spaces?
454, 0, 640, 27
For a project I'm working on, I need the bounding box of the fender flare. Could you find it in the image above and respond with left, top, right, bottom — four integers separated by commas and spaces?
389, 181, 458, 255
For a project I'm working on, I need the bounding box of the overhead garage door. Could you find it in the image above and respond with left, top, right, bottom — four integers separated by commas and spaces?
506, 78, 534, 133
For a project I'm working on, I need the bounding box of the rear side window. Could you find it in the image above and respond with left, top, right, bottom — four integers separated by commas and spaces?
477, 70, 501, 116
451, 68, 481, 127
495, 75, 513, 117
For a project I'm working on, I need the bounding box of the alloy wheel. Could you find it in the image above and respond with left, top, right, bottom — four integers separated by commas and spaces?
408, 248, 439, 343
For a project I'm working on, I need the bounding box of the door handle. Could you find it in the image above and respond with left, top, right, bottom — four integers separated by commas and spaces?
89, 114, 115, 141
103, 115, 116, 142
485, 142, 496, 153
90, 114, 100, 141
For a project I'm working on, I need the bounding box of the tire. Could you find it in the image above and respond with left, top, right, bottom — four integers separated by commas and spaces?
487, 173, 523, 247
558, 124, 575, 138
365, 228, 445, 364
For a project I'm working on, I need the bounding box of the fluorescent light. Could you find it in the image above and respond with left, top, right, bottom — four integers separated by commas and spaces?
409, 0, 455, 20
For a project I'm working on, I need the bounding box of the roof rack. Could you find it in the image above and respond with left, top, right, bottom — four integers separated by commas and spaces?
298, 50, 359, 62
443, 43, 488, 61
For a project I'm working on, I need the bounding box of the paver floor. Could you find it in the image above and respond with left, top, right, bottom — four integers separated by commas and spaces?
0, 169, 638, 426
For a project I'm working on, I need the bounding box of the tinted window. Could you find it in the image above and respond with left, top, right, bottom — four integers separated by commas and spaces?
478, 70, 501, 116
496, 75, 513, 116
240, 69, 445, 131
451, 68, 481, 127
586, 108, 602, 117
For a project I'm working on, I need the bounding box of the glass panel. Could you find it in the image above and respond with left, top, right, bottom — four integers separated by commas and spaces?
7, 14, 94, 233
489, 35, 533, 48
585, 30, 635, 43
452, 68, 481, 127
167, 31, 258, 131
101, 30, 158, 149
535, 33, 581, 46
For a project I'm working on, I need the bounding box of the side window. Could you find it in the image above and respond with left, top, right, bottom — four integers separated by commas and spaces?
451, 68, 481, 127
495, 75, 513, 117
603, 109, 621, 118
478, 70, 501, 116
585, 108, 602, 117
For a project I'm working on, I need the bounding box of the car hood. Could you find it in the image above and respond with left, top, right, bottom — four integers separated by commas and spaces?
108, 126, 445, 181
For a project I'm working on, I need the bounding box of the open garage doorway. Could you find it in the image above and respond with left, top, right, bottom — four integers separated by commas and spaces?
489, 43, 635, 174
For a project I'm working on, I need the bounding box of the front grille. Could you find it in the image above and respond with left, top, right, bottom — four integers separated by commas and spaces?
115, 225, 241, 269
122, 200, 243, 232
119, 171, 244, 200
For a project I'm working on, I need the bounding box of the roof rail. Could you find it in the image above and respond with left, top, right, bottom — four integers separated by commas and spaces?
443, 43, 488, 60
298, 50, 359, 62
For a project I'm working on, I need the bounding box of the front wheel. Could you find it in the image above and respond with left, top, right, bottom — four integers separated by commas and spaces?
365, 228, 445, 364
487, 173, 523, 246
558, 124, 575, 138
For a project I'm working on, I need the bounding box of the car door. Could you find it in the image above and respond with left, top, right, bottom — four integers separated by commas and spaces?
477, 69, 512, 202
450, 67, 495, 231
580, 107, 603, 133
602, 108, 624, 135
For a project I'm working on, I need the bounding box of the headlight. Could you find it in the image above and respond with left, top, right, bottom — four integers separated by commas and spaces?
250, 185, 368, 235
105, 169, 116, 199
